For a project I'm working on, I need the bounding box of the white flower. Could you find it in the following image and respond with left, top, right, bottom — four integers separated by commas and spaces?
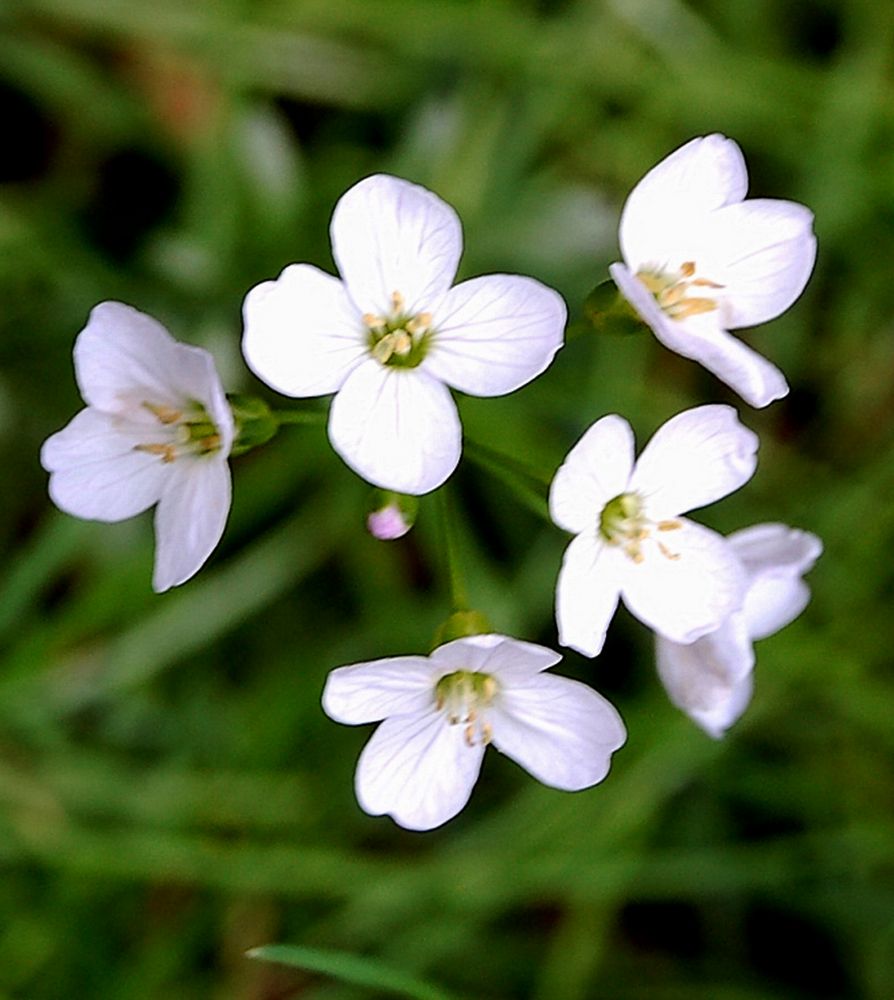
322, 633, 626, 831
609, 134, 816, 408
550, 404, 758, 658
241, 174, 566, 495
40, 302, 234, 592
656, 523, 822, 738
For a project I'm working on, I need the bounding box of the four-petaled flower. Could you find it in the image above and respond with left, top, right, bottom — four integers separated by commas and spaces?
40, 302, 234, 592
550, 405, 758, 658
656, 523, 822, 738
322, 633, 626, 831
609, 134, 816, 408
242, 174, 566, 495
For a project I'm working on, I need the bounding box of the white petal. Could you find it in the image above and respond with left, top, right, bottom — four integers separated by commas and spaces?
355, 711, 485, 831
549, 415, 635, 535
630, 404, 758, 518
152, 456, 231, 591
490, 673, 626, 790
431, 633, 561, 684
322, 656, 437, 724
75, 304, 234, 451
424, 275, 566, 396
705, 200, 817, 329
657, 627, 754, 739
655, 613, 754, 715
619, 135, 748, 270
241, 264, 367, 397
41, 408, 168, 521
328, 361, 461, 494
692, 672, 754, 739
619, 519, 747, 645
555, 532, 622, 658
610, 263, 789, 409
729, 524, 822, 640
331, 174, 462, 317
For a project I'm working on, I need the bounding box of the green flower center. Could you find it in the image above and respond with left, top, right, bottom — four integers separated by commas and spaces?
435, 669, 499, 747
600, 492, 682, 564
364, 291, 433, 369
636, 260, 722, 320
135, 401, 222, 463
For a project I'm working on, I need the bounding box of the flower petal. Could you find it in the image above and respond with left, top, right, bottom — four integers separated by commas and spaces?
74, 304, 233, 451
610, 263, 789, 408
705, 199, 817, 329
331, 174, 462, 317
355, 711, 485, 831
619, 519, 747, 645
549, 414, 635, 535
619, 135, 748, 270
555, 532, 623, 658
431, 633, 561, 684
656, 626, 755, 739
41, 408, 168, 521
328, 361, 462, 494
655, 613, 754, 714
630, 404, 758, 518
152, 456, 231, 591
241, 263, 367, 397
322, 656, 437, 724
424, 274, 566, 396
729, 523, 822, 640
490, 673, 626, 790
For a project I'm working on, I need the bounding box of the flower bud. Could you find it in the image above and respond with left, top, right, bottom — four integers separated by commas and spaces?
366, 491, 418, 540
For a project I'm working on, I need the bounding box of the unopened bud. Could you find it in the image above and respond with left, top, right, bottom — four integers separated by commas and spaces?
367, 491, 417, 540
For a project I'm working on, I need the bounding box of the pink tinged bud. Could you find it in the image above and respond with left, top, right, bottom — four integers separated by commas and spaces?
367, 503, 411, 540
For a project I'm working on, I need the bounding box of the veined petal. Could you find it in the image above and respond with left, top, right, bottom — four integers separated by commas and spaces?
689, 672, 754, 739
549, 415, 635, 535
355, 710, 485, 831
328, 361, 462, 494
241, 264, 367, 397
630, 404, 758, 518
41, 408, 168, 521
331, 174, 462, 317
619, 519, 746, 645
74, 304, 230, 439
705, 199, 817, 329
490, 673, 626, 790
431, 634, 561, 685
610, 263, 789, 409
424, 275, 566, 396
322, 656, 437, 724
555, 532, 622, 658
619, 135, 748, 270
152, 456, 231, 592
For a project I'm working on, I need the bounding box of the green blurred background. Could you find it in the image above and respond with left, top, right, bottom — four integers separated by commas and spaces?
2, 0, 893, 997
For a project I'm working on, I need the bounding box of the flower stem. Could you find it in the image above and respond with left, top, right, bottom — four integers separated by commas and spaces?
272, 409, 328, 426
436, 487, 469, 613
463, 440, 552, 523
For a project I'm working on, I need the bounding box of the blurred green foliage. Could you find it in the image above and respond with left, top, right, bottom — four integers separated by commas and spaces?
1, 0, 893, 997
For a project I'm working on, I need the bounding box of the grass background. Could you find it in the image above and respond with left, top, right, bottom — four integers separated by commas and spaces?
2, 0, 893, 997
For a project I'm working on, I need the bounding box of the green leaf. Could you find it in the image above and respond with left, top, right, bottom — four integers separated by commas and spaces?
247, 943, 458, 1000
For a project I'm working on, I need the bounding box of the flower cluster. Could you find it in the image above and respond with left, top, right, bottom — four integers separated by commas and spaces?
41, 134, 820, 831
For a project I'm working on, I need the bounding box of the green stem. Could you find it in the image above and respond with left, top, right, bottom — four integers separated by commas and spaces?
463, 441, 552, 523
272, 409, 328, 426
436, 488, 469, 613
